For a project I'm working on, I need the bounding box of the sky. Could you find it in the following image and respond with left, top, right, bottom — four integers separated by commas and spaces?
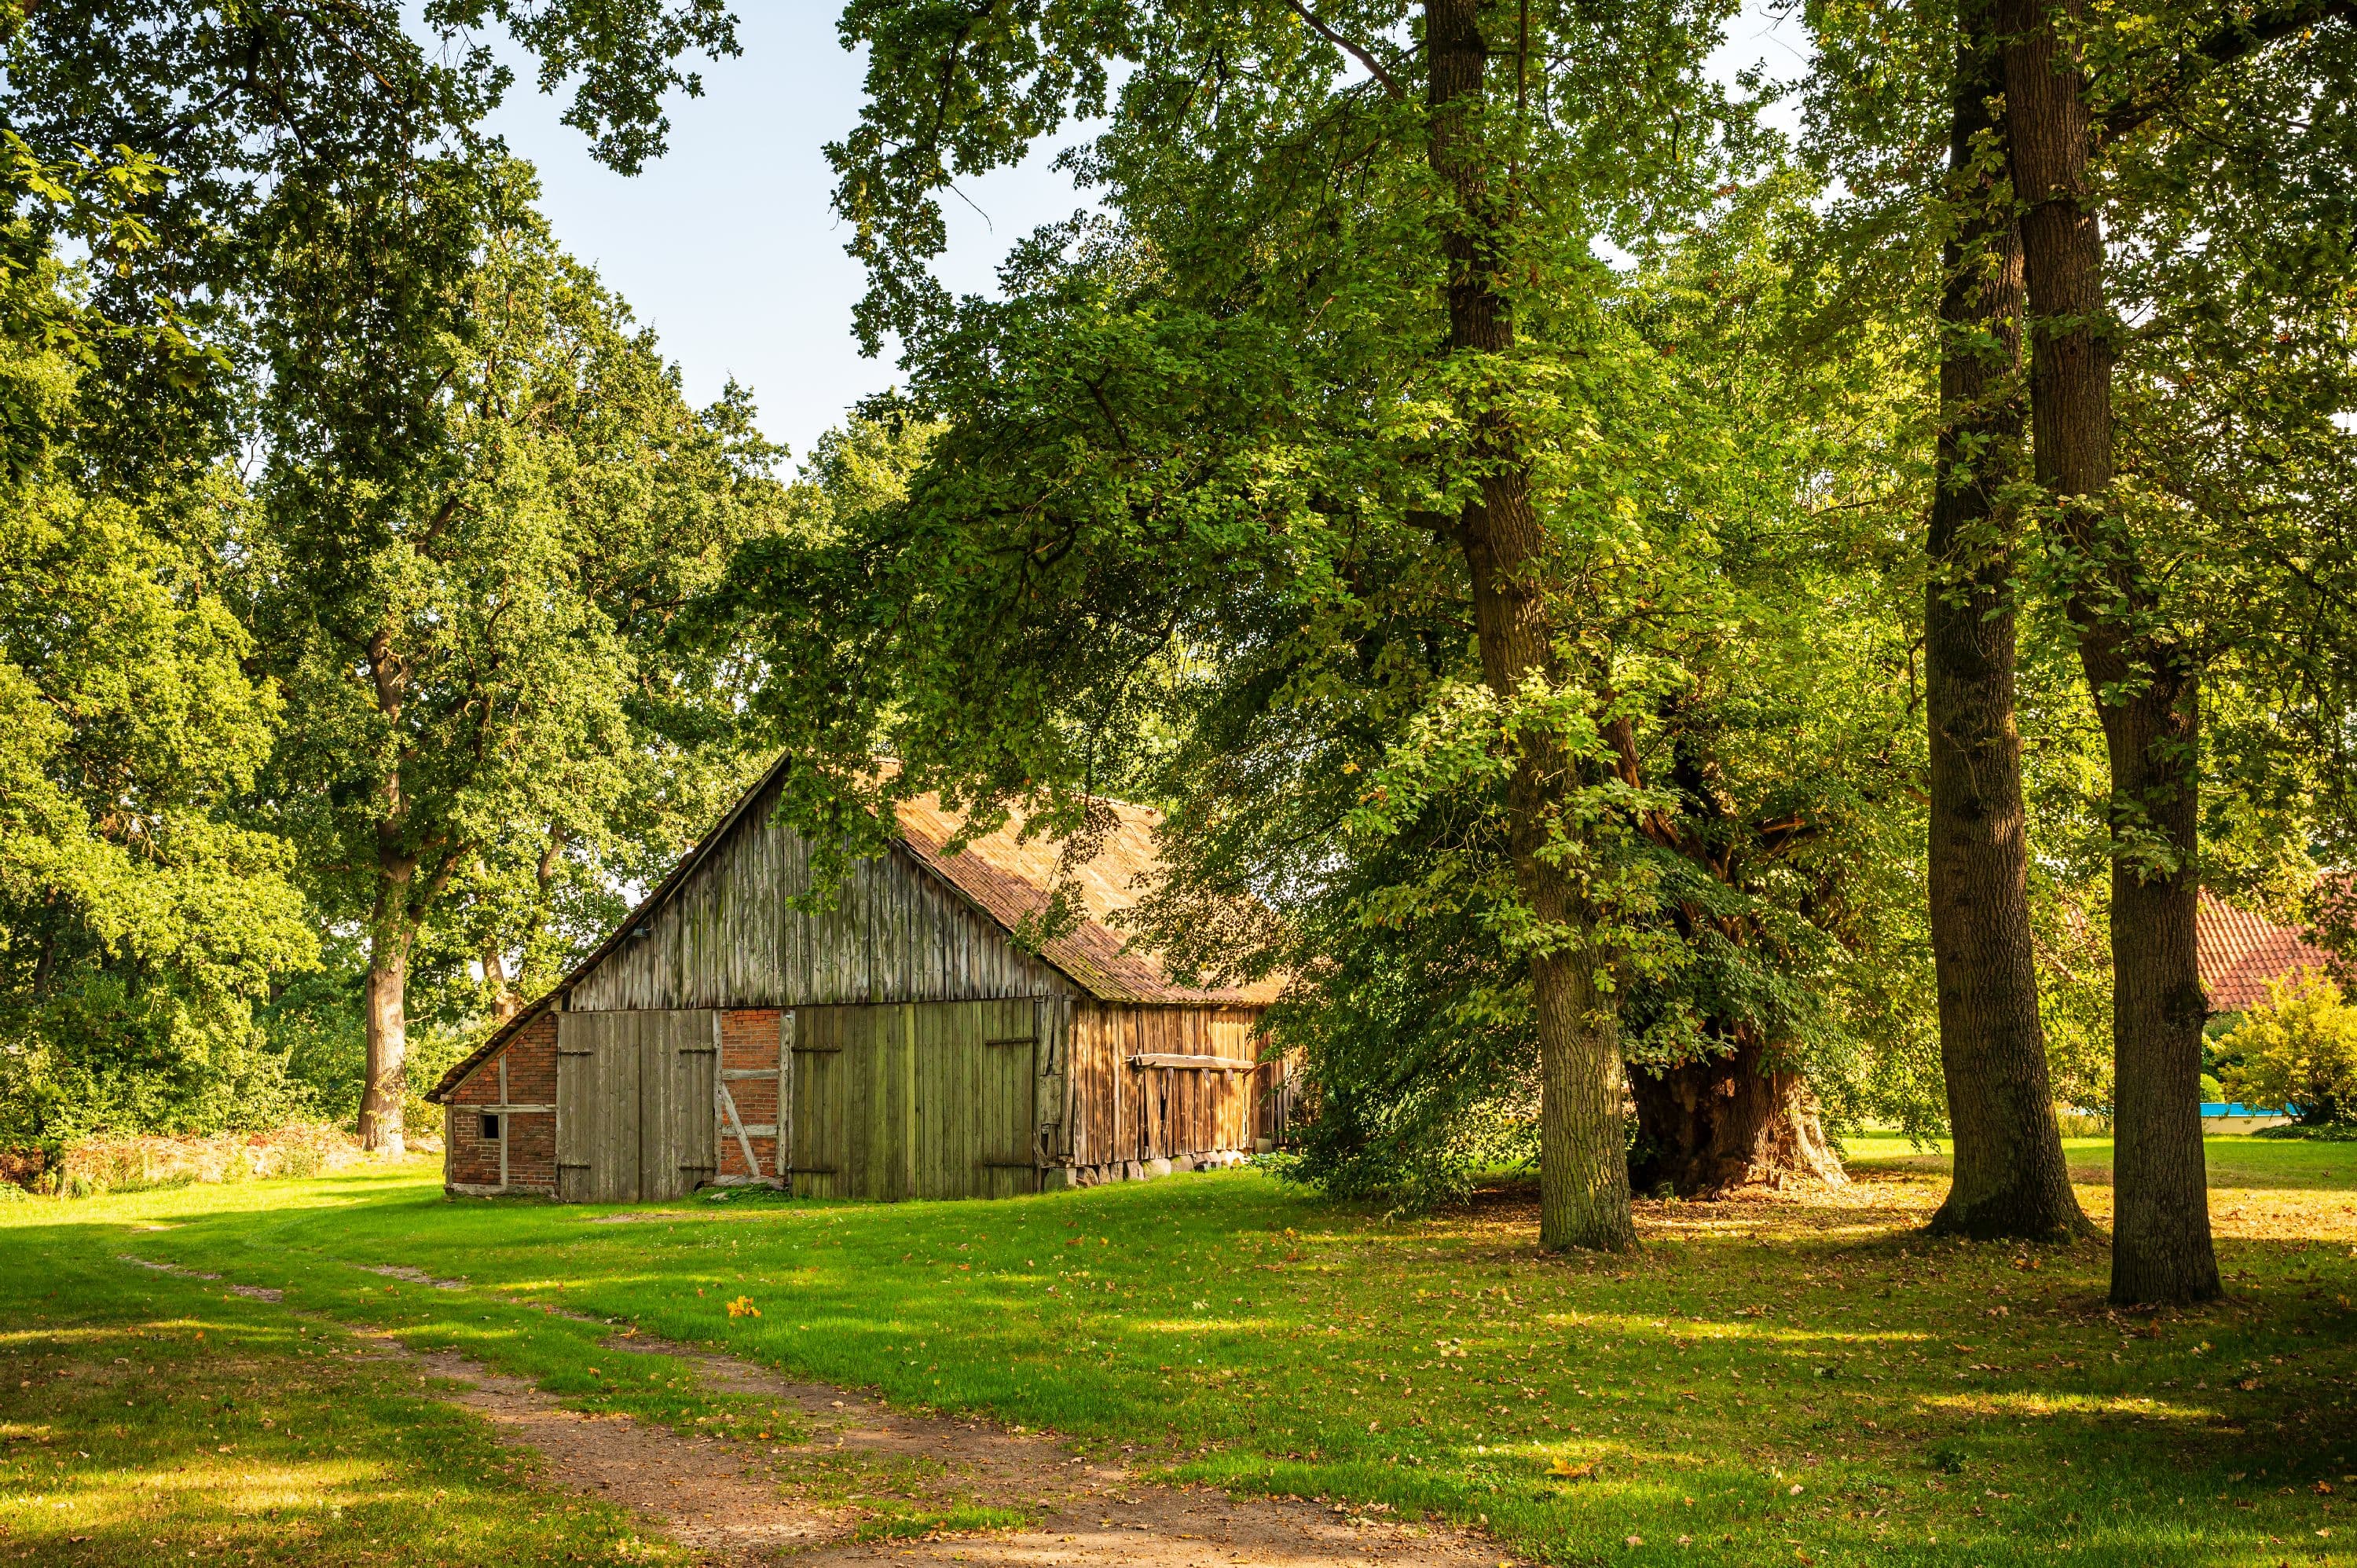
481, 0, 1810, 471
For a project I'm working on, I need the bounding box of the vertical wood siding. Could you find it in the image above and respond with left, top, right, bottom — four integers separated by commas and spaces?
1065, 1003, 1266, 1168
786, 998, 1044, 1200
567, 774, 1073, 1013
553, 1010, 717, 1201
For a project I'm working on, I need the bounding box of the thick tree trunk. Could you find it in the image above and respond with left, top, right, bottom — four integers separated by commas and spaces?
1999, 0, 2217, 1299
1427, 0, 1634, 1251
1629, 1041, 1846, 1197
359, 924, 410, 1156
1924, 7, 2089, 1240
2097, 669, 2216, 1300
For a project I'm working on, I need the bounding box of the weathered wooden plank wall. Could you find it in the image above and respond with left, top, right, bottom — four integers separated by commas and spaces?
1065, 1003, 1263, 1168
786, 999, 1042, 1200
569, 774, 1074, 1013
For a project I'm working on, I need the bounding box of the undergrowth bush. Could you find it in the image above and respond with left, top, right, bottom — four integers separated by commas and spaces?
27, 1123, 365, 1196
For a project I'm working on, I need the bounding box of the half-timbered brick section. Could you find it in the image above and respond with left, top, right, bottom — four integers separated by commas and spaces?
427, 760, 1281, 1201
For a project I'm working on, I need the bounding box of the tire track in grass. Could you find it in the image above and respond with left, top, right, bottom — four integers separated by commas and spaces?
115, 1255, 1511, 1568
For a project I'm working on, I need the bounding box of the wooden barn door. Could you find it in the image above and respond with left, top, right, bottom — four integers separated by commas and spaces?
788, 1005, 863, 1200
979, 1002, 1043, 1198
642, 1011, 717, 1200
787, 1000, 1050, 1200
556, 1012, 634, 1202
555, 1010, 717, 1202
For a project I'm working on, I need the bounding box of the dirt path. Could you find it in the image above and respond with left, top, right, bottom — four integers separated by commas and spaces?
589, 1333, 1504, 1567
119, 1254, 1501, 1567
402, 1328, 1505, 1568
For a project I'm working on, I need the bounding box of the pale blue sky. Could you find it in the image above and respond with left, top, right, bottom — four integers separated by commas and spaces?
483, 0, 1808, 469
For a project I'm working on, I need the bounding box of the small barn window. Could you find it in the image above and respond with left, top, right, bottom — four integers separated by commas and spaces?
481, 1113, 501, 1141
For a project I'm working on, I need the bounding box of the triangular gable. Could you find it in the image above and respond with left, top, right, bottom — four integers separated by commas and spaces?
428, 759, 1276, 1102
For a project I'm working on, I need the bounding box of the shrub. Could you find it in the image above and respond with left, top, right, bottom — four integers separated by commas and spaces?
44, 1123, 363, 1196
2215, 973, 2357, 1125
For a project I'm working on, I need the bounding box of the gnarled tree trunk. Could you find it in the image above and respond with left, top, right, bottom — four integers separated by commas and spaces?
1629, 1041, 1846, 1197
1924, 2, 2089, 1241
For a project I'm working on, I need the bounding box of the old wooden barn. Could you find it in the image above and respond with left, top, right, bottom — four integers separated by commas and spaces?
427, 761, 1283, 1202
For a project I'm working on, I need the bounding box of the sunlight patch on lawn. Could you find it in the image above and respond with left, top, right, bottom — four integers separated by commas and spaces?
1127, 1317, 1266, 1334
2, 1458, 388, 1541
0, 1319, 222, 1350
120, 1456, 386, 1503
1915, 1389, 2223, 1423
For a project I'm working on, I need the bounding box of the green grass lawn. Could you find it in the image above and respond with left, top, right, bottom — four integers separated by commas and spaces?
0, 1208, 691, 1566
4, 1136, 2353, 1566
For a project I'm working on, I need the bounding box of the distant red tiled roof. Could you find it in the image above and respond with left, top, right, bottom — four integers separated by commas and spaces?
2198, 890, 2332, 1013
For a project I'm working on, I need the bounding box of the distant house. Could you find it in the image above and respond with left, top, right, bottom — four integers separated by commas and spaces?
426, 759, 1282, 1203
2198, 889, 2335, 1015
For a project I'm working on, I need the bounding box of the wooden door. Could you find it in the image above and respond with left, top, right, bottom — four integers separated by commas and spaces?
788, 1000, 1046, 1200
789, 1005, 863, 1199
555, 1009, 716, 1202
642, 1010, 717, 1200
977, 1014, 1038, 1198
909, 999, 1038, 1200
556, 1011, 639, 1202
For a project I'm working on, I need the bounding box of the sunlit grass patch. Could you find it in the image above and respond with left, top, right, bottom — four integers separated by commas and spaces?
8, 1140, 2357, 1564
0, 1225, 686, 1567
849, 1501, 1031, 1541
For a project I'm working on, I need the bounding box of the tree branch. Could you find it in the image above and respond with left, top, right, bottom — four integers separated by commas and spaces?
2103, 0, 2355, 140
1281, 0, 1407, 100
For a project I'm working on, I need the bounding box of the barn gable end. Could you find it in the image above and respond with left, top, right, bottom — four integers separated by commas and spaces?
429, 759, 1285, 1202
568, 768, 1074, 1013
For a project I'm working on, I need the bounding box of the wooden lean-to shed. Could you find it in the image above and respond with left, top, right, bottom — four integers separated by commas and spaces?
426, 760, 1283, 1202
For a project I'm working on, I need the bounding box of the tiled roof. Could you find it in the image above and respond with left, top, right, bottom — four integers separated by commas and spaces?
2198, 889, 2333, 1013
892, 794, 1281, 1007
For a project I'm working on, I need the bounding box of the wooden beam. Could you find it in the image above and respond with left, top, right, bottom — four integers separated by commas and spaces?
1127, 1053, 1258, 1071
721, 1068, 778, 1080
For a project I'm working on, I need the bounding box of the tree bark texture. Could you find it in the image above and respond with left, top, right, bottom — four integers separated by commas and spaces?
1629, 1041, 1846, 1197
359, 627, 415, 1159
1999, 0, 2217, 1299
1925, 7, 2089, 1240
1425, 0, 1635, 1251
360, 926, 409, 1156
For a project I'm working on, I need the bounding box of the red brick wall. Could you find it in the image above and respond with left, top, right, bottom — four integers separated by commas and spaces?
717, 1009, 783, 1181
442, 1010, 559, 1194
